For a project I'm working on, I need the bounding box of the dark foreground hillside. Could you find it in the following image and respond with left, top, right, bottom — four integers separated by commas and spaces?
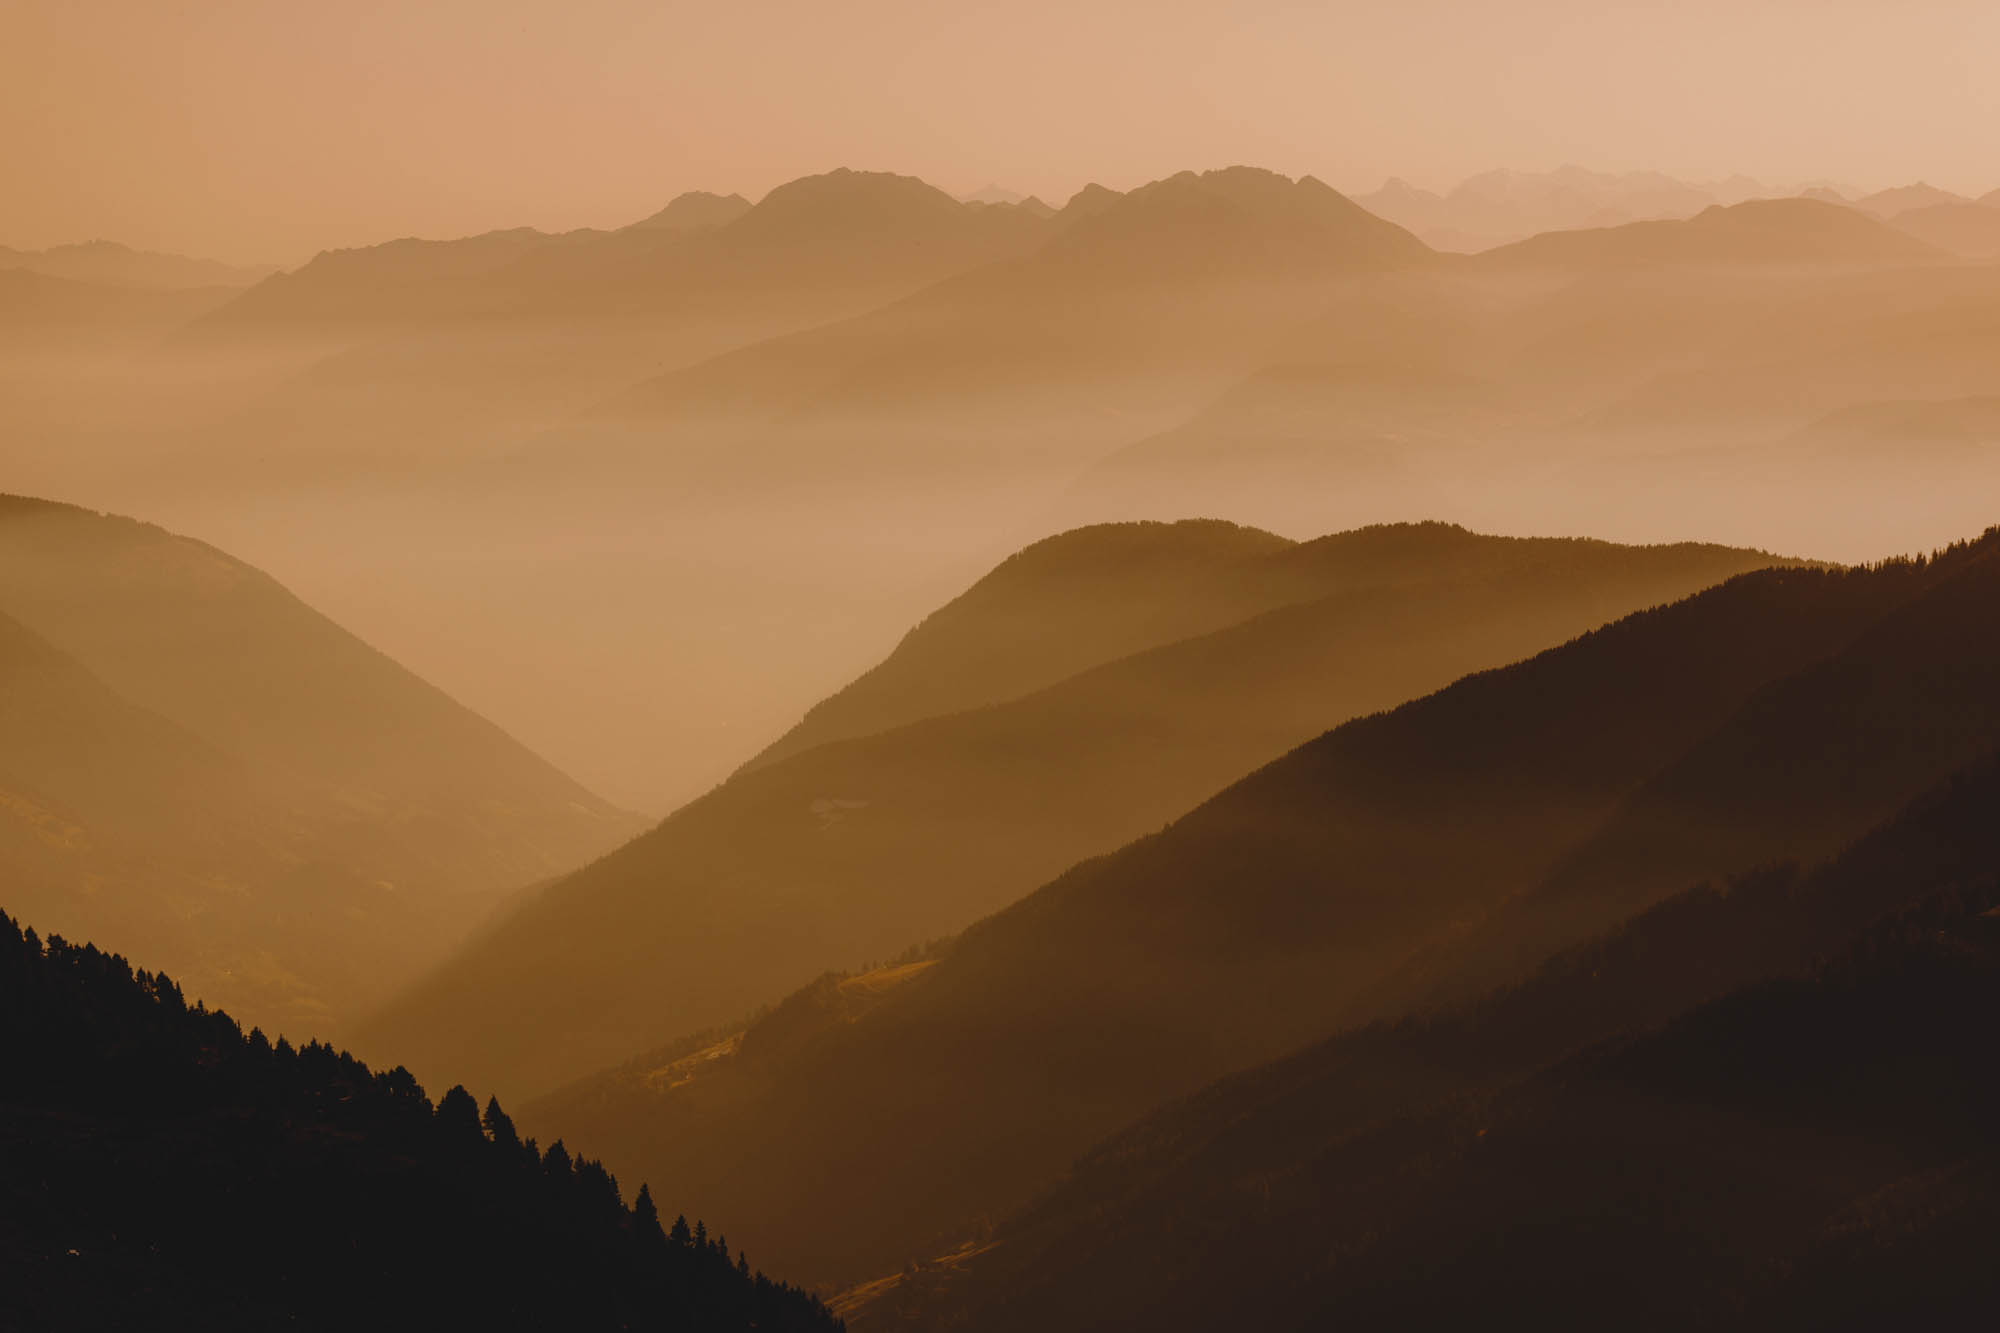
870, 753, 2000, 1331
0, 912, 839, 1333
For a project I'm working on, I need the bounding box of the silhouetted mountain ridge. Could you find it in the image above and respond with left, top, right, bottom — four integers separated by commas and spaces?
745, 520, 1296, 768
1043, 167, 1430, 280
0, 911, 840, 1332
1479, 197, 1939, 268
374, 522, 1781, 1103
511, 530, 1997, 1285
628, 191, 753, 231
197, 168, 1052, 333
870, 750, 2000, 1330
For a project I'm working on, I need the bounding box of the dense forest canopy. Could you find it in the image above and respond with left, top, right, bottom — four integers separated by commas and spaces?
0, 910, 840, 1332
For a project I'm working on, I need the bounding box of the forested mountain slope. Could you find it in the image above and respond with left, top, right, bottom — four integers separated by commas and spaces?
0, 912, 839, 1333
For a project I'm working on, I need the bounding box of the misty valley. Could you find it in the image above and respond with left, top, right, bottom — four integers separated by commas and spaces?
6, 54, 2000, 1332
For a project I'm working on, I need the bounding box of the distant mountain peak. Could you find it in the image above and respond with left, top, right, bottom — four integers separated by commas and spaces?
628, 190, 751, 231
1853, 181, 1972, 218
740, 168, 968, 231
1059, 182, 1123, 219
1048, 166, 1429, 274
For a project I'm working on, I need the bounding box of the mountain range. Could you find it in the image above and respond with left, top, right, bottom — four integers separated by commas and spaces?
14, 162, 2000, 826
1354, 166, 1729, 251
513, 527, 2000, 1288
543, 168, 1435, 516
363, 521, 1785, 1101
11, 149, 2000, 1329
193, 169, 1055, 336
1475, 197, 1939, 268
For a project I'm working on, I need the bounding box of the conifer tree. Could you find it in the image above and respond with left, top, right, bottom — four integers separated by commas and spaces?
436, 1085, 483, 1143
543, 1139, 573, 1176
633, 1184, 665, 1245
482, 1095, 520, 1150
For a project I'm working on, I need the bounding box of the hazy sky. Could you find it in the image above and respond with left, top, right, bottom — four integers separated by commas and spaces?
8, 0, 1997, 262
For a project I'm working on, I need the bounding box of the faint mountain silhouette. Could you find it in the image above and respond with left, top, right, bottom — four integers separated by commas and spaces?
1851, 181, 1973, 217
1477, 197, 1940, 268
1888, 199, 2000, 257
0, 238, 274, 289
1356, 166, 1721, 251
625, 190, 752, 231
0, 494, 642, 1031
867, 752, 2000, 1332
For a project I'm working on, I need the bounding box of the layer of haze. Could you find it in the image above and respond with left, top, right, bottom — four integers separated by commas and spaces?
6, 0, 1997, 260
6, 4, 2000, 1316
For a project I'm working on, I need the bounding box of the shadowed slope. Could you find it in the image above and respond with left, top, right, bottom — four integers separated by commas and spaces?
371, 525, 1778, 1102
0, 604, 447, 1034
874, 753, 2000, 1332
0, 496, 637, 875
1408, 524, 2000, 1009
0, 607, 261, 857
518, 535, 1997, 1285
742, 520, 1295, 770
0, 495, 642, 1030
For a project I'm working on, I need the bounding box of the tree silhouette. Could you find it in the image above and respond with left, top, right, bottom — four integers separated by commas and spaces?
483, 1094, 520, 1150
0, 910, 842, 1332
435, 1083, 483, 1143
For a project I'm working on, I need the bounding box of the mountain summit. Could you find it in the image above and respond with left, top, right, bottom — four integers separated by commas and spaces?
1046, 167, 1430, 278
627, 190, 751, 231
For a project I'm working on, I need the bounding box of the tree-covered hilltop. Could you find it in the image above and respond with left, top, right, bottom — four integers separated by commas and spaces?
0, 911, 841, 1333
